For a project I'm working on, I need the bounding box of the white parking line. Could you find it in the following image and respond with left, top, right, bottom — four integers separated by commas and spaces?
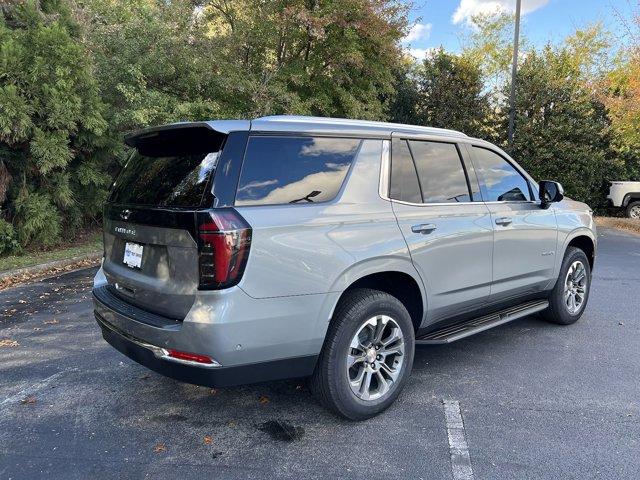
443, 399, 474, 480
0, 369, 76, 409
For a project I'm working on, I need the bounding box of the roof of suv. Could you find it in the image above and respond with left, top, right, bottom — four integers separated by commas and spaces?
125, 115, 467, 147
250, 115, 467, 138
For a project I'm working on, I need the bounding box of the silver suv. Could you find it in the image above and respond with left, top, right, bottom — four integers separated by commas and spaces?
93, 115, 596, 419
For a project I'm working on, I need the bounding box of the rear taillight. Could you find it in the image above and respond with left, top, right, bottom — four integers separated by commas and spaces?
196, 209, 252, 290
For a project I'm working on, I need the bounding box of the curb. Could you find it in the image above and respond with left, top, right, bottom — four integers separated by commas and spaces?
0, 251, 102, 283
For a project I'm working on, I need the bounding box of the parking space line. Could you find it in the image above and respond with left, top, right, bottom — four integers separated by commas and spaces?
443, 399, 474, 480
0, 369, 76, 409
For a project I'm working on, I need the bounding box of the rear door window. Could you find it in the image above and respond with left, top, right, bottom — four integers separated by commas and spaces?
235, 136, 361, 206
408, 140, 471, 203
472, 147, 531, 202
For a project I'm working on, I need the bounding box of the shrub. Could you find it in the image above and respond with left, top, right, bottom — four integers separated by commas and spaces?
0, 218, 20, 255
12, 191, 61, 247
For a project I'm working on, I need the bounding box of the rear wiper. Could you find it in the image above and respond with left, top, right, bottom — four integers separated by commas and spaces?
289, 190, 322, 204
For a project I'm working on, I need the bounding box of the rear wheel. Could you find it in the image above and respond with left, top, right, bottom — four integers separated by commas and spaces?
626, 201, 640, 219
310, 288, 415, 420
542, 247, 591, 325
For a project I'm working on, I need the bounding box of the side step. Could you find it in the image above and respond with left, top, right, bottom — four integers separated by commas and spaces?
415, 300, 549, 345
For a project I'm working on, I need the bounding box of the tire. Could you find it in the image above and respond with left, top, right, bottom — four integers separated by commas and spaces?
542, 246, 591, 325
310, 288, 415, 420
626, 201, 640, 219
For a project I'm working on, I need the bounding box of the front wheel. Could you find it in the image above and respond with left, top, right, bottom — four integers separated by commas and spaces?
310, 288, 415, 420
542, 247, 591, 325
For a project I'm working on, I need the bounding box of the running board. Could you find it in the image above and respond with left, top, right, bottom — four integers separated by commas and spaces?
415, 300, 549, 345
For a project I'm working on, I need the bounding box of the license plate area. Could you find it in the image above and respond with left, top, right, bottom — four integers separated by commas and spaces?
123, 242, 144, 269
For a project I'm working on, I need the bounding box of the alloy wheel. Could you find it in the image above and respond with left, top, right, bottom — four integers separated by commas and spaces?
564, 260, 588, 315
346, 315, 405, 401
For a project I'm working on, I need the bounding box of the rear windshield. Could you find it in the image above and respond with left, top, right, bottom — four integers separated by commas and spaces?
235, 136, 362, 206
109, 127, 224, 207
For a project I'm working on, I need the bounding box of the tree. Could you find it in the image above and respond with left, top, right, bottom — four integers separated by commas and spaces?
0, 0, 111, 251
413, 48, 491, 137
197, 0, 409, 119
388, 59, 422, 125
461, 12, 518, 95
504, 46, 614, 208
600, 10, 640, 181
82, 0, 410, 161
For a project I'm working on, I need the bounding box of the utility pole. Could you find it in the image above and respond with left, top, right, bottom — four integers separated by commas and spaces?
508, 0, 522, 149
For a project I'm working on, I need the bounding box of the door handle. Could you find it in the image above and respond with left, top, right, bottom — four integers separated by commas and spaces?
411, 223, 437, 234
495, 217, 513, 226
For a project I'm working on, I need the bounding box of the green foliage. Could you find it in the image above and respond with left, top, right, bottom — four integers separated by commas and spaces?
12, 190, 61, 247
0, 0, 410, 253
388, 60, 422, 125
461, 12, 520, 94
0, 0, 111, 249
395, 49, 491, 137
503, 46, 614, 208
0, 218, 20, 255
419, 49, 491, 137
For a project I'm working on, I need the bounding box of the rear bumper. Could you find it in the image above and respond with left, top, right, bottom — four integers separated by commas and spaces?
95, 311, 317, 388
92, 278, 331, 386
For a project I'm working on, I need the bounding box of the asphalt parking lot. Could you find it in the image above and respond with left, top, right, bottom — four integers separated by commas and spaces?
1, 228, 639, 480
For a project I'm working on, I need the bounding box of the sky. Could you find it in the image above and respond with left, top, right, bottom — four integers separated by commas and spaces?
402, 0, 637, 60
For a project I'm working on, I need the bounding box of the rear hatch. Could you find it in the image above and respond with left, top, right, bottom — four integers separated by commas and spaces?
102, 123, 249, 319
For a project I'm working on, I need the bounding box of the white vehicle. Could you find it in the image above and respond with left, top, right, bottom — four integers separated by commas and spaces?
607, 181, 640, 218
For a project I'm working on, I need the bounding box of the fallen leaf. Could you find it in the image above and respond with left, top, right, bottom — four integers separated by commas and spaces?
228, 420, 236, 427
0, 339, 19, 347
43, 319, 59, 325
203, 435, 213, 445
153, 443, 166, 453
210, 388, 217, 396
258, 395, 270, 405
20, 396, 36, 405
140, 374, 151, 380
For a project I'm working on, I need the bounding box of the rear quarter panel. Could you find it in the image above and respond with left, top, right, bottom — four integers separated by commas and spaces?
235, 139, 417, 300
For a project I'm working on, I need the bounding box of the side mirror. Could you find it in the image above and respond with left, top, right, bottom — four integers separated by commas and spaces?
539, 180, 564, 208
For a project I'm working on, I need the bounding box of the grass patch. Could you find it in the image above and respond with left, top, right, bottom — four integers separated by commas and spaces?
0, 231, 102, 272
595, 217, 640, 235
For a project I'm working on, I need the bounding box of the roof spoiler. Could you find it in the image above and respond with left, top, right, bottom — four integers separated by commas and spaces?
124, 120, 251, 156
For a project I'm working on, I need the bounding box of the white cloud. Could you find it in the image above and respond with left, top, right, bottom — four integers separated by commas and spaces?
452, 0, 549, 25
405, 47, 438, 61
403, 23, 433, 43
237, 179, 278, 193
235, 166, 350, 206
300, 137, 360, 157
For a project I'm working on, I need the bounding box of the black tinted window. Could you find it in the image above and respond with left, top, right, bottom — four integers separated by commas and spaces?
235, 136, 361, 206
110, 151, 220, 207
409, 140, 471, 203
110, 127, 225, 207
472, 147, 531, 202
390, 138, 421, 203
